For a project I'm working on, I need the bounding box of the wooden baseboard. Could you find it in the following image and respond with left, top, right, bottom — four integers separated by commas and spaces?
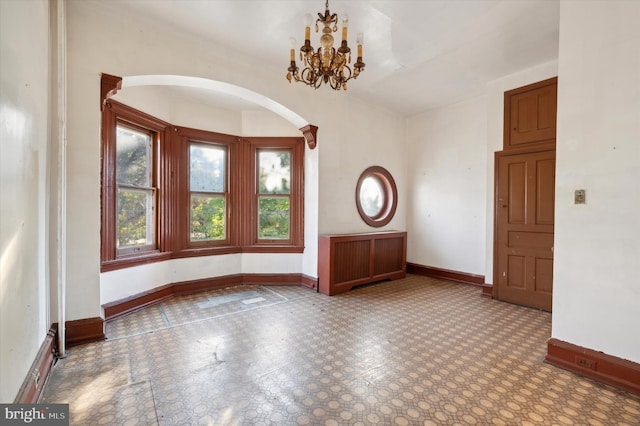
407, 263, 485, 286
64, 317, 105, 347
300, 274, 318, 291
481, 284, 493, 298
14, 326, 58, 403
103, 273, 318, 321
545, 338, 640, 395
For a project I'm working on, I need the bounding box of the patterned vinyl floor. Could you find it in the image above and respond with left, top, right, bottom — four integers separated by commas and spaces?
41, 275, 640, 425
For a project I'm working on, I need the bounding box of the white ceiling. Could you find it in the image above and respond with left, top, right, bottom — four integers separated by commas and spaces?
105, 0, 560, 116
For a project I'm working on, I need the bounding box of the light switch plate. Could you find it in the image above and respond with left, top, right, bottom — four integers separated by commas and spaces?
575, 189, 586, 204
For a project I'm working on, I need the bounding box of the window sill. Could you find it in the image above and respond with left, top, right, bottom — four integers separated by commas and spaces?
101, 252, 172, 273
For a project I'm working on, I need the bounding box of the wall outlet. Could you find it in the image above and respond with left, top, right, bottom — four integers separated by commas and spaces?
574, 189, 586, 204
576, 356, 596, 370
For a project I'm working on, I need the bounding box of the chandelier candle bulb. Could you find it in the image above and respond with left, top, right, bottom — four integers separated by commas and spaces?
357, 32, 364, 57
304, 13, 312, 40
342, 15, 348, 41
289, 38, 296, 61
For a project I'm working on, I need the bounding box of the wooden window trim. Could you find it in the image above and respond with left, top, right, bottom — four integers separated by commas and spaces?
115, 121, 158, 256
175, 126, 239, 251
101, 101, 305, 272
101, 101, 170, 265
243, 137, 305, 252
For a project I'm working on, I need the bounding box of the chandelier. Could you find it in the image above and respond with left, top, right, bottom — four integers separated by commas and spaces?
287, 0, 365, 90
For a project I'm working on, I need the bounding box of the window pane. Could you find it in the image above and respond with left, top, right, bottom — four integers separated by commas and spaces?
190, 144, 225, 193
117, 188, 154, 248
191, 194, 225, 241
359, 176, 384, 217
116, 125, 152, 186
258, 197, 290, 239
259, 151, 290, 194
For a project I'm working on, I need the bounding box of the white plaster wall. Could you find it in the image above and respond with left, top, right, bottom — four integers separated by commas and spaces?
241, 110, 300, 137
0, 0, 50, 402
69, 1, 405, 310
317, 97, 407, 235
101, 255, 239, 304
406, 97, 487, 275
113, 86, 244, 136
303, 145, 320, 277
552, 0, 640, 363
101, 253, 302, 305
483, 60, 558, 284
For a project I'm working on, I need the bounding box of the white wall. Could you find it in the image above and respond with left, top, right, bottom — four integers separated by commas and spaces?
406, 97, 487, 275
405, 60, 558, 281
113, 86, 244, 136
552, 0, 640, 363
68, 1, 406, 310
0, 0, 50, 402
317, 96, 408, 235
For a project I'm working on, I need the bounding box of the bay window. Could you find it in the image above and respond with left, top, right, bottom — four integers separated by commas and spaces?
101, 100, 304, 271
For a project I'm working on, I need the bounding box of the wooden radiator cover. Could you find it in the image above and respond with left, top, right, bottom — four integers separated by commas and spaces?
318, 231, 407, 295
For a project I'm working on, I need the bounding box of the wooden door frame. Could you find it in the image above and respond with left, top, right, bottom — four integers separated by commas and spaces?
492, 142, 555, 300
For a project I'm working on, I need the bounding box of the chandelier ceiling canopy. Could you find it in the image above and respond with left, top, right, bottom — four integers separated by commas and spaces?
287, 0, 365, 91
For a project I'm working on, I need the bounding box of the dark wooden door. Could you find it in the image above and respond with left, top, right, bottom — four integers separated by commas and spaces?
496, 150, 555, 311
505, 77, 557, 150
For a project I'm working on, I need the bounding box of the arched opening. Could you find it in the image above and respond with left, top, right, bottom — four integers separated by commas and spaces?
101, 74, 318, 149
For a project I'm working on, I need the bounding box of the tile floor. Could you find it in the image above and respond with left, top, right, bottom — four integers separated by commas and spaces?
41, 275, 640, 425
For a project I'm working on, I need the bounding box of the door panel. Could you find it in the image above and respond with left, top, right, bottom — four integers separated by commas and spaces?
496, 150, 555, 311
508, 162, 526, 224
508, 256, 526, 289
508, 81, 557, 148
535, 258, 554, 293
536, 158, 555, 224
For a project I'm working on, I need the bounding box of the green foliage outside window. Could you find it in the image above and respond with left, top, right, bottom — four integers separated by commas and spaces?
189, 144, 226, 241
258, 151, 291, 239
117, 189, 152, 247
259, 197, 290, 239
191, 195, 225, 241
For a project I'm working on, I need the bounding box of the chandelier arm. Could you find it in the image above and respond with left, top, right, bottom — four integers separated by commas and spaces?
300, 67, 317, 88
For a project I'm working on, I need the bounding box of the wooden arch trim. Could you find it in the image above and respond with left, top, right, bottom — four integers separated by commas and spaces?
300, 124, 318, 150
101, 73, 123, 111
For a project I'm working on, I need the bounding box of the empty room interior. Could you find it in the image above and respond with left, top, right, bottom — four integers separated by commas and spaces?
1, 0, 639, 424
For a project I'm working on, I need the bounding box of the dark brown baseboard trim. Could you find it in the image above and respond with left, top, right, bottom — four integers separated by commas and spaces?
481, 284, 493, 298
102, 284, 175, 321
103, 273, 318, 321
407, 263, 485, 286
64, 317, 106, 347
300, 274, 318, 291
14, 326, 58, 403
545, 338, 640, 395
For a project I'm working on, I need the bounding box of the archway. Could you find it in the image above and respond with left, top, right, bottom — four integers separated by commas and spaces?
101, 74, 318, 148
